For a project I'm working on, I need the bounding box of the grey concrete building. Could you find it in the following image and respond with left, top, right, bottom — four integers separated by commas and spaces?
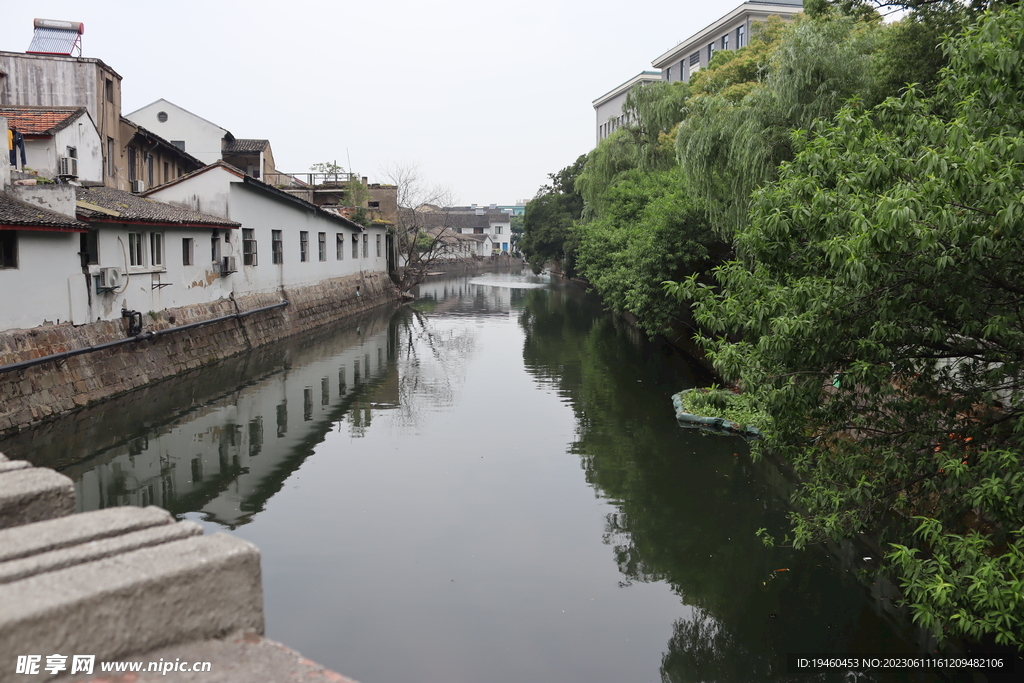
653, 1, 803, 84
592, 71, 662, 146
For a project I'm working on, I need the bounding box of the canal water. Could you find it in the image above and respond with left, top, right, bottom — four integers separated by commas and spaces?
3, 272, 945, 682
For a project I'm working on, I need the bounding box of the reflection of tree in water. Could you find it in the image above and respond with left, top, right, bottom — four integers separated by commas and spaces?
662, 608, 772, 683
518, 287, 921, 683
392, 307, 476, 428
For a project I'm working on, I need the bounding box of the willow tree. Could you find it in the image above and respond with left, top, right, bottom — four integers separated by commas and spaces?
668, 5, 1024, 647
676, 12, 884, 239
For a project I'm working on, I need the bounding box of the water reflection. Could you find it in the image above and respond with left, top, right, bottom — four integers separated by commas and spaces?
3, 306, 403, 527
517, 287, 943, 682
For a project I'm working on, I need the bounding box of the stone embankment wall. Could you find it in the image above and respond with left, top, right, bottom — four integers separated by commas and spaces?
0, 272, 398, 435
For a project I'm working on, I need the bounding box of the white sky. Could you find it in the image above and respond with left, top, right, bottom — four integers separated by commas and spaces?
1, 1, 738, 205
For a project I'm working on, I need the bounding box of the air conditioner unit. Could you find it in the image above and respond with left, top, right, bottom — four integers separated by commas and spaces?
130, 179, 146, 193
100, 266, 122, 290
58, 156, 79, 177
222, 256, 237, 274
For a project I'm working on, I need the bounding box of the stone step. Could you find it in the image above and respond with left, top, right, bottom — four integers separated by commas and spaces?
0, 533, 263, 683
0, 465, 74, 530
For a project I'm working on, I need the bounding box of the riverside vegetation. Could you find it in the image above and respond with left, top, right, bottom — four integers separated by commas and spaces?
520, 0, 1024, 650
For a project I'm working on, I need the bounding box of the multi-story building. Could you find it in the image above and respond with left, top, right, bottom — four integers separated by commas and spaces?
653, 1, 803, 83
592, 71, 663, 145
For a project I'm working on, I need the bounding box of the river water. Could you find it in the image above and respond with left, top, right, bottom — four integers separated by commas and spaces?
3, 272, 948, 683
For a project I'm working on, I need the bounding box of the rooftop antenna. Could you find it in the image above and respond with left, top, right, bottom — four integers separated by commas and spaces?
27, 19, 85, 57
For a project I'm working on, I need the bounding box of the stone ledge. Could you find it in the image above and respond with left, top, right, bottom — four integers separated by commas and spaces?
0, 534, 263, 683
0, 466, 74, 530
0, 506, 175, 564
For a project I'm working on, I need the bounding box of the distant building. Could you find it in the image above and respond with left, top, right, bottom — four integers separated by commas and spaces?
592, 71, 662, 145
126, 98, 278, 181
652, 1, 803, 83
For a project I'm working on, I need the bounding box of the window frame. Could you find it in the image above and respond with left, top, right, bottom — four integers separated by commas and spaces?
150, 232, 164, 268
272, 230, 283, 264
300, 231, 309, 262
243, 228, 258, 266
182, 237, 193, 266
336, 233, 345, 260
0, 231, 18, 269
128, 232, 145, 268
318, 232, 326, 262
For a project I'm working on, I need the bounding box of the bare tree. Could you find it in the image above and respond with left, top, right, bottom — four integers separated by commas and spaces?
380, 163, 464, 292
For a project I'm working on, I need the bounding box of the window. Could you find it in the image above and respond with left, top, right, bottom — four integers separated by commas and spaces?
689, 51, 700, 67
362, 234, 368, 258
80, 230, 98, 266
157, 111, 168, 123
272, 230, 283, 264
376, 234, 381, 257
106, 137, 115, 177
163, 162, 170, 184
0, 232, 17, 269
182, 238, 193, 266
708, 42, 715, 61
722, 33, 729, 51
336, 233, 344, 260
146, 153, 153, 186
170, 140, 186, 151
737, 25, 745, 48
300, 231, 309, 262
318, 232, 326, 261
666, 66, 672, 81
368, 201, 380, 208
243, 228, 257, 266
678, 60, 685, 80
105, 78, 114, 103
150, 232, 163, 267
474, 227, 484, 234
352, 234, 358, 259
128, 232, 144, 267
495, 226, 502, 234
127, 147, 136, 182
211, 233, 221, 263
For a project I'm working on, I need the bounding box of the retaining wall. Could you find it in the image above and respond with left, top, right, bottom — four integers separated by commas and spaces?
0, 271, 398, 435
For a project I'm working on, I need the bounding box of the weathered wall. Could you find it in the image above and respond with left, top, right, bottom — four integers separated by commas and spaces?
0, 271, 398, 435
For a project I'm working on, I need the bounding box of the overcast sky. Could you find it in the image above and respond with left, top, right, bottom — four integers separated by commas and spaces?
1, 1, 740, 205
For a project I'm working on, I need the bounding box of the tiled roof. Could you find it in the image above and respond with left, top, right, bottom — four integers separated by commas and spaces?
0, 192, 88, 231
75, 186, 240, 228
223, 139, 270, 153
401, 209, 489, 230
0, 106, 86, 136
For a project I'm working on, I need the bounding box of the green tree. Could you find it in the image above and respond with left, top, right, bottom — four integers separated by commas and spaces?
676, 12, 884, 239
519, 155, 587, 274
574, 168, 725, 336
667, 5, 1024, 647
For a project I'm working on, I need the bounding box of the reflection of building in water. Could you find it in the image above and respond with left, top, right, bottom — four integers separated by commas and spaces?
414, 276, 528, 315
72, 316, 400, 528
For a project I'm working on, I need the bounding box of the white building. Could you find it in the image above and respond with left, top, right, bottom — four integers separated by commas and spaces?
126, 99, 277, 180
0, 105, 102, 182
653, 1, 803, 83
146, 162, 389, 294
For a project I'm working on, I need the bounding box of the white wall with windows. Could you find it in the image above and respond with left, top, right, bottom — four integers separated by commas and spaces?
147, 164, 389, 299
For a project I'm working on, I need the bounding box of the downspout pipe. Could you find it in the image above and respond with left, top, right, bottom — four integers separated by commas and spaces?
0, 301, 288, 375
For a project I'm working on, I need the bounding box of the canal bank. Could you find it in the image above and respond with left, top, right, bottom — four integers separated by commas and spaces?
0, 271, 399, 437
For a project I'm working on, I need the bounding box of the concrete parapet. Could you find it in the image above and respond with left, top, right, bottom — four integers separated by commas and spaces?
0, 533, 263, 683
0, 506, 176, 564
0, 465, 74, 530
